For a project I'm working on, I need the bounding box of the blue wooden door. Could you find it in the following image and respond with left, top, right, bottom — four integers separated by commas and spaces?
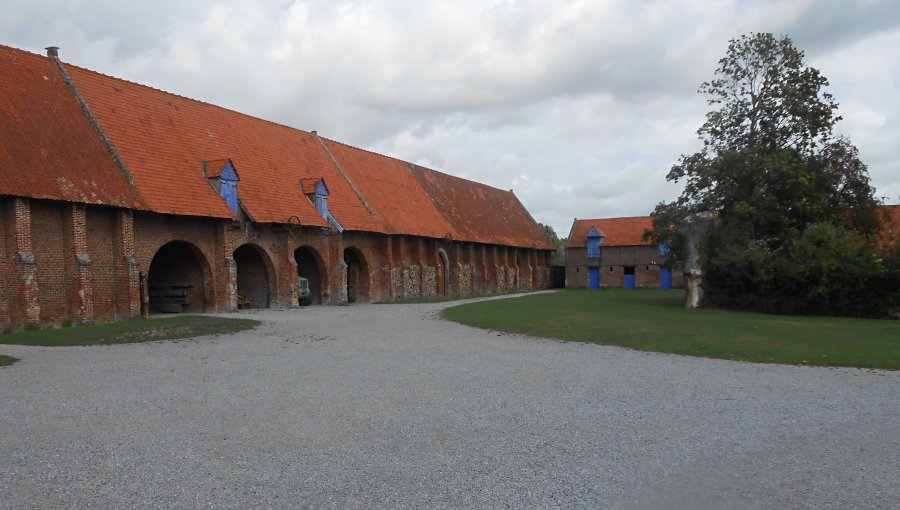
589, 267, 600, 290
624, 274, 635, 290
660, 267, 672, 290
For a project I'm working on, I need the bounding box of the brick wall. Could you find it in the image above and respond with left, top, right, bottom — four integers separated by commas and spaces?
87, 208, 117, 321
0, 197, 553, 328
31, 201, 68, 323
566, 245, 683, 289
0, 201, 8, 328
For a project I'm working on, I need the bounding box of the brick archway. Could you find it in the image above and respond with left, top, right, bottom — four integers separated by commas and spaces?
233, 243, 275, 309
147, 240, 212, 313
294, 245, 326, 305
344, 247, 369, 303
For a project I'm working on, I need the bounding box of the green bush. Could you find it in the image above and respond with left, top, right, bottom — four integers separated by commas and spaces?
704, 222, 900, 317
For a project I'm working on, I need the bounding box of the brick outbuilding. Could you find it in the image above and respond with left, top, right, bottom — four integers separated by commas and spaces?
565, 216, 683, 290
0, 45, 554, 329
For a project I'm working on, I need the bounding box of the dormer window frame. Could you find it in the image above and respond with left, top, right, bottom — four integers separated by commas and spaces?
301, 178, 344, 233
203, 159, 241, 216
586, 227, 604, 259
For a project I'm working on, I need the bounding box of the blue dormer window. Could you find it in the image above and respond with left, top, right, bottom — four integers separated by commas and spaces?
205, 159, 241, 215
314, 180, 329, 219
586, 227, 604, 258
301, 178, 344, 232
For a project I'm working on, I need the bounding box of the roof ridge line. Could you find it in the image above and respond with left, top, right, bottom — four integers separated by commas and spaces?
47, 48, 145, 204
313, 132, 378, 221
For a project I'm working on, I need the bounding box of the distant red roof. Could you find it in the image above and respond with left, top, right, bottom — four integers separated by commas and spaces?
567, 216, 655, 248
0, 46, 145, 209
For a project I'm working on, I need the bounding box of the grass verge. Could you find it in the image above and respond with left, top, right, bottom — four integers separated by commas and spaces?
0, 316, 259, 347
443, 290, 900, 369
0, 355, 19, 367
375, 291, 520, 305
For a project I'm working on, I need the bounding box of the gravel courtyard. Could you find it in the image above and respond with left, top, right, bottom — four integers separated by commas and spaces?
1, 294, 898, 509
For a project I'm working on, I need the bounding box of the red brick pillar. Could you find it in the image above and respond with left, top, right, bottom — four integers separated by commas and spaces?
333, 234, 347, 304
68, 204, 94, 323
115, 210, 141, 319
218, 223, 238, 312
385, 235, 396, 300
12, 198, 40, 326
416, 238, 426, 297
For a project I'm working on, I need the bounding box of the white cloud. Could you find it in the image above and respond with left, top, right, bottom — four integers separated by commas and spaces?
4, 0, 899, 235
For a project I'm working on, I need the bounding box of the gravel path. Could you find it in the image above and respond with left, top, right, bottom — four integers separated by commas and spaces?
1, 293, 898, 509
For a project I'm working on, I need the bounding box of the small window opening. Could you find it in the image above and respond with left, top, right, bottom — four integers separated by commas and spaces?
624, 266, 635, 276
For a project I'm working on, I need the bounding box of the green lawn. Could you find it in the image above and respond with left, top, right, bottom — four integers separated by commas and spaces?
0, 316, 259, 347
0, 355, 18, 367
443, 290, 900, 369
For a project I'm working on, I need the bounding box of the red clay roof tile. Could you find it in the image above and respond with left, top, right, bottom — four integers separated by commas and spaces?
322, 139, 455, 239
0, 46, 145, 208
567, 216, 655, 248
65, 64, 362, 227
6, 45, 551, 246
410, 166, 555, 250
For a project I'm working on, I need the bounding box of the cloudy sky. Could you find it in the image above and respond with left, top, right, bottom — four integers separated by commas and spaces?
5, 0, 900, 235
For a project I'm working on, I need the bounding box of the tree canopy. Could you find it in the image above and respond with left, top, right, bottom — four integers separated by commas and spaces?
650, 32, 896, 317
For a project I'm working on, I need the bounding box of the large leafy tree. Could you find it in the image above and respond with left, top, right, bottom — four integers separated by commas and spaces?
650, 33, 893, 316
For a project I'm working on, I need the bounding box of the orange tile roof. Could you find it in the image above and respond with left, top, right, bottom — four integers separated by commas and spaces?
204, 159, 233, 179
65, 64, 367, 228
0, 46, 145, 208
322, 139, 455, 239
567, 216, 655, 248
410, 166, 555, 249
5, 45, 551, 246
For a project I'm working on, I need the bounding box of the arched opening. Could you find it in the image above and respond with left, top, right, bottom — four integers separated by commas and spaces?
294, 246, 325, 305
344, 247, 369, 303
437, 248, 450, 296
233, 244, 272, 308
147, 241, 210, 313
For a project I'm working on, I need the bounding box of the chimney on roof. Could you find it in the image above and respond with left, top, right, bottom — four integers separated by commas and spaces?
311, 130, 317, 135
46, 46, 59, 59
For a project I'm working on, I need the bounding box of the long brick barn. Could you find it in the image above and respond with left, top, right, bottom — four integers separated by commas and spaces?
0, 45, 554, 329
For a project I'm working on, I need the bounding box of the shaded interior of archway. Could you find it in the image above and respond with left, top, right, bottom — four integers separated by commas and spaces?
234, 244, 270, 309
148, 241, 207, 313
344, 248, 369, 303
295, 247, 323, 305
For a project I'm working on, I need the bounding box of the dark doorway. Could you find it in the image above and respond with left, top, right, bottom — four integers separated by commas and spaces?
294, 246, 324, 304
344, 247, 369, 303
147, 241, 209, 313
234, 244, 271, 308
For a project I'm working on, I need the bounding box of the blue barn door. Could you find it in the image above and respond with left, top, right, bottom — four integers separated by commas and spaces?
588, 267, 600, 290
624, 274, 636, 290
660, 267, 672, 290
